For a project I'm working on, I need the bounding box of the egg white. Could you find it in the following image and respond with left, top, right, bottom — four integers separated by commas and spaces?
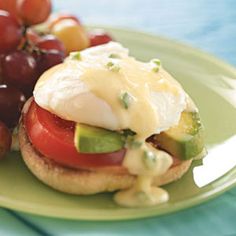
34, 42, 186, 134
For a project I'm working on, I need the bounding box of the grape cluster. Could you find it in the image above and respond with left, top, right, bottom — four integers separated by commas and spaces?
0, 0, 113, 159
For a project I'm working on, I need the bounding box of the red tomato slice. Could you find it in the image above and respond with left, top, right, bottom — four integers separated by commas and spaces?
24, 100, 126, 169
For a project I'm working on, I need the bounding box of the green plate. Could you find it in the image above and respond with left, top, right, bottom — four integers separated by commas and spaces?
1, 28, 236, 221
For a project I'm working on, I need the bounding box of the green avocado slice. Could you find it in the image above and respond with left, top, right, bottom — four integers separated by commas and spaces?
74, 124, 125, 153
154, 111, 205, 160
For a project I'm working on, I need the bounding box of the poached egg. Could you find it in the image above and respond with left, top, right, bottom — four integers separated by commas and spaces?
34, 42, 186, 137
33, 42, 191, 207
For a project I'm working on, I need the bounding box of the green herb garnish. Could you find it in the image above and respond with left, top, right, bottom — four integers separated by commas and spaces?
152, 67, 160, 73
152, 58, 161, 66
142, 150, 157, 169
70, 52, 81, 60
122, 129, 136, 137
106, 61, 120, 72
151, 58, 161, 72
124, 135, 143, 149
119, 91, 131, 109
109, 53, 121, 59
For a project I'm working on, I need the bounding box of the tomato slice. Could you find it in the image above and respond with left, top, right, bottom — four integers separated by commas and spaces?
24, 100, 126, 169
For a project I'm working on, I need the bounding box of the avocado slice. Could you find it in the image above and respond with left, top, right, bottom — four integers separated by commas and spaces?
154, 111, 205, 160
74, 124, 125, 153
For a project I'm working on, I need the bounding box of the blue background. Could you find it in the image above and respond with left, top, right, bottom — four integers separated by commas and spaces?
54, 0, 236, 66
1, 0, 236, 235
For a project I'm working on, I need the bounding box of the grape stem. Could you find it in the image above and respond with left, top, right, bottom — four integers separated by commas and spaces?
22, 25, 28, 36
20, 25, 46, 56
21, 25, 30, 50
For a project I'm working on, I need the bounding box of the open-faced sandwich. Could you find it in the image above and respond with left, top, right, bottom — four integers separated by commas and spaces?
19, 42, 205, 207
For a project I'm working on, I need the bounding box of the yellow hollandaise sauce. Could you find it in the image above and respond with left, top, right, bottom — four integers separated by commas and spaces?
76, 45, 181, 207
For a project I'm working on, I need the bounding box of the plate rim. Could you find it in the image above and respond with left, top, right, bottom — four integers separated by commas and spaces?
1, 165, 236, 221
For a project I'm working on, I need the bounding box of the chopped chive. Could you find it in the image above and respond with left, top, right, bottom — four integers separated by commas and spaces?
152, 67, 160, 73
106, 61, 120, 72
152, 58, 161, 66
124, 135, 134, 148
122, 129, 136, 137
151, 58, 161, 73
70, 52, 81, 60
107, 61, 114, 67
142, 150, 157, 169
119, 91, 131, 109
124, 135, 143, 149
109, 53, 120, 59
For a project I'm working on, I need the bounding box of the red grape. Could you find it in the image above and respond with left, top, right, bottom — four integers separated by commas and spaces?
17, 0, 52, 25
89, 29, 113, 47
36, 35, 66, 55
0, 85, 26, 128
1, 50, 37, 96
0, 54, 4, 84
0, 10, 22, 53
0, 120, 12, 160
0, 0, 19, 22
37, 50, 64, 74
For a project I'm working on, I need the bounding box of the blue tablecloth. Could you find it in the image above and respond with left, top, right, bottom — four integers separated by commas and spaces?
1, 0, 236, 235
